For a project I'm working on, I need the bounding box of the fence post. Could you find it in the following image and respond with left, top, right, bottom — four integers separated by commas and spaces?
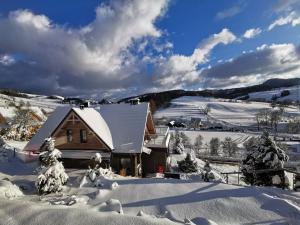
238, 172, 240, 185
293, 174, 296, 191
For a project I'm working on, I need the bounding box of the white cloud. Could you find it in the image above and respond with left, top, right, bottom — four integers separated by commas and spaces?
201, 43, 300, 88
273, 0, 300, 13
0, 0, 169, 95
243, 28, 262, 39
154, 28, 237, 88
268, 11, 300, 30
216, 6, 242, 20
0, 54, 15, 66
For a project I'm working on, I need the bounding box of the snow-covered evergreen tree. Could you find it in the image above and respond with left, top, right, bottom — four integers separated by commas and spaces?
241, 131, 289, 187
36, 137, 68, 194
178, 153, 198, 173
174, 130, 184, 154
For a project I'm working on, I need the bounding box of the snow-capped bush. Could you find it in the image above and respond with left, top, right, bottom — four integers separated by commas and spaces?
80, 153, 113, 188
241, 131, 289, 187
0, 180, 23, 199
202, 161, 215, 182
0, 136, 8, 162
36, 137, 68, 194
178, 153, 198, 173
0, 136, 5, 147
98, 199, 123, 214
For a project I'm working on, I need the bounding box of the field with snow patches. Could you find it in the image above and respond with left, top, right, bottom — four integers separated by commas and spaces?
1, 142, 300, 225
154, 96, 300, 127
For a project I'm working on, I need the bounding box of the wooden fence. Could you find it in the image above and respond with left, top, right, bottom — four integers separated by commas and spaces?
221, 168, 300, 191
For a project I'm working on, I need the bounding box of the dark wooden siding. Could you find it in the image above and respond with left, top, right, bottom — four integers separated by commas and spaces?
142, 148, 167, 176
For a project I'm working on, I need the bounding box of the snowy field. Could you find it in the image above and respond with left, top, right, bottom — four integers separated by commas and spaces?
177, 130, 253, 148
154, 96, 300, 127
0, 93, 62, 119
1, 143, 300, 225
248, 86, 300, 102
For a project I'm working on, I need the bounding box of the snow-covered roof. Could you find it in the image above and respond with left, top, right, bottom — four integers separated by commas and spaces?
97, 103, 149, 154
24, 106, 71, 152
24, 103, 150, 154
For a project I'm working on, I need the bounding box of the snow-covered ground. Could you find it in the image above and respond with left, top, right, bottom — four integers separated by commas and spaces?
248, 85, 300, 102
154, 96, 300, 127
177, 130, 253, 148
0, 93, 62, 120
1, 142, 300, 225
1, 92, 300, 224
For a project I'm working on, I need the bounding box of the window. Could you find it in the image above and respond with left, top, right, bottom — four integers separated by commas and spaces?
80, 129, 87, 143
66, 129, 72, 143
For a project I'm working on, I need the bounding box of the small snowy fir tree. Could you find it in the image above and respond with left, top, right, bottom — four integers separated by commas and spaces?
178, 153, 198, 173
174, 130, 184, 154
241, 131, 289, 187
202, 161, 213, 182
36, 137, 68, 194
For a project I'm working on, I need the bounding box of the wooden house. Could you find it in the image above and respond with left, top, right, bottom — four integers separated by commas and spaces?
24, 103, 170, 177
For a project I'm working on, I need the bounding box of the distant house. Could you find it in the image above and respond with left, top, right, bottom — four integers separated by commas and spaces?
24, 103, 170, 177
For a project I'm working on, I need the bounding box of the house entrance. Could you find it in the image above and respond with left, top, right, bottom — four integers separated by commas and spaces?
120, 158, 132, 176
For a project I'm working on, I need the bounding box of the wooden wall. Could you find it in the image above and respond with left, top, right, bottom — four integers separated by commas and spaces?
52, 111, 110, 151
142, 148, 167, 176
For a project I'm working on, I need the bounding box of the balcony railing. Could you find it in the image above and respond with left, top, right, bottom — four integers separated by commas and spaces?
144, 126, 170, 148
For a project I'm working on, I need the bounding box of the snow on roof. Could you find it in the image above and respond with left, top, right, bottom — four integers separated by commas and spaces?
24, 106, 71, 152
24, 103, 149, 154
96, 103, 149, 154
72, 107, 113, 149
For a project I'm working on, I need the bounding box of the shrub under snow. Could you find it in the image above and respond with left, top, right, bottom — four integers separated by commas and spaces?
36, 137, 68, 194
178, 153, 198, 173
241, 131, 289, 187
80, 153, 114, 188
0, 180, 23, 199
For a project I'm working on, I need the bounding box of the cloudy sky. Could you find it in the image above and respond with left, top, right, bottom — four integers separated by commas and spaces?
0, 0, 300, 98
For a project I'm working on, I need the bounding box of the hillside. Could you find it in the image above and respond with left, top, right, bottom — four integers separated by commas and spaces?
154, 96, 300, 128
120, 78, 300, 107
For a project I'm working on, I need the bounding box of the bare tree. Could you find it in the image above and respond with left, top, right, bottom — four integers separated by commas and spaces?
193, 134, 203, 156
209, 137, 220, 156
203, 105, 211, 115
222, 137, 238, 157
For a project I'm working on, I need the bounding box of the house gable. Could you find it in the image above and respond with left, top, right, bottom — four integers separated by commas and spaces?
52, 110, 111, 151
